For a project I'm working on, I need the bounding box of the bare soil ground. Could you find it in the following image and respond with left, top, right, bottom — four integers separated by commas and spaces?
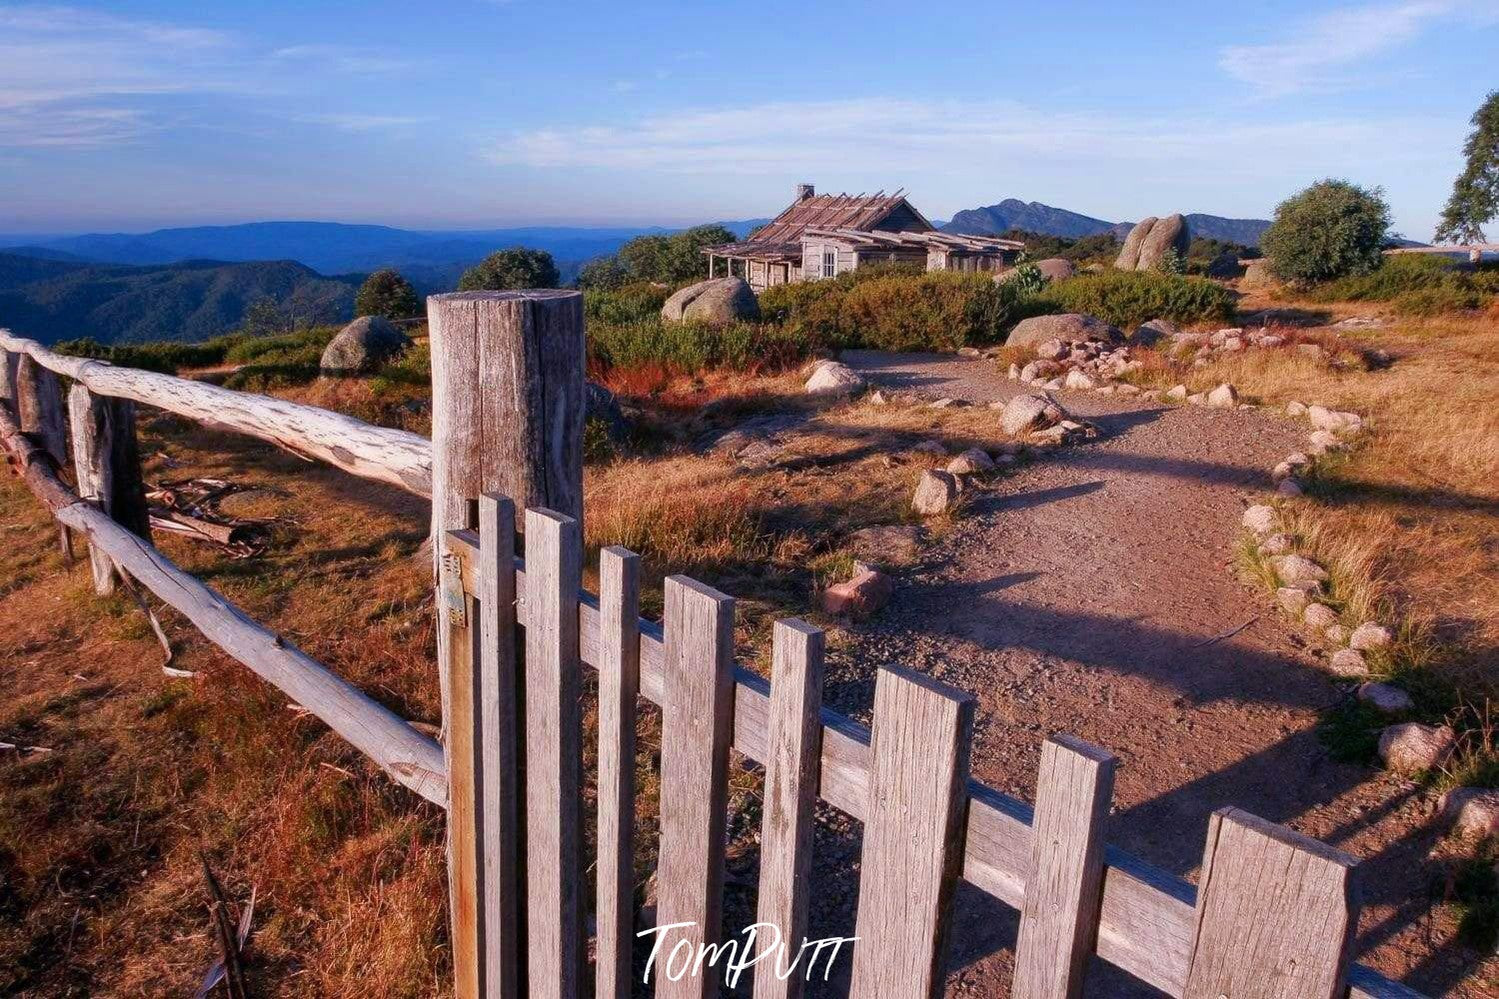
837, 349, 1496, 998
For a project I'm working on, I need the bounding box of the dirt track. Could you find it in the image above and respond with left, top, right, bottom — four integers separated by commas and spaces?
827, 351, 1481, 997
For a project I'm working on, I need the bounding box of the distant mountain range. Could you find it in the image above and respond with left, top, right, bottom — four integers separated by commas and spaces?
2, 220, 766, 292
942, 199, 1274, 247
0, 253, 357, 345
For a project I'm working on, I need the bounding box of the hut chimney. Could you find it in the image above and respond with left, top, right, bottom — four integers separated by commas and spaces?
796, 183, 815, 201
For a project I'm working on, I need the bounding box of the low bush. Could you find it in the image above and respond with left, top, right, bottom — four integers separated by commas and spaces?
587, 319, 812, 375
1308, 254, 1499, 315
1020, 269, 1236, 328
760, 266, 1037, 351
54, 335, 241, 374
222, 326, 340, 391
584, 282, 674, 325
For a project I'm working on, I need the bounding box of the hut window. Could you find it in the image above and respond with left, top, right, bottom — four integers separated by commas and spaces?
821, 248, 836, 278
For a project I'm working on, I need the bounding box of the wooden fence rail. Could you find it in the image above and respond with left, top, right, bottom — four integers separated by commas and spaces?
0, 307, 1428, 998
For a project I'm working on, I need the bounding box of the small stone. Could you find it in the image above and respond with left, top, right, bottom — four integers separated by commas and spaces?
821, 569, 894, 617
1063, 369, 1096, 390
1242, 505, 1278, 534
1307, 430, 1343, 454
911, 440, 947, 458
1357, 682, 1414, 714
1439, 788, 1499, 840
1272, 461, 1297, 482
1277, 587, 1310, 616
1350, 622, 1393, 651
1206, 383, 1239, 408
1276, 479, 1304, 498
1000, 392, 1067, 436
1035, 338, 1067, 361
1274, 554, 1328, 586
946, 448, 995, 475
1115, 384, 1140, 396
1186, 392, 1207, 405
868, 390, 889, 406
1286, 400, 1308, 417
1303, 603, 1339, 630
911, 470, 961, 517
957, 346, 982, 358
1261, 533, 1293, 555
1324, 624, 1349, 644
1166, 384, 1188, 402
1007, 364, 1021, 380
805, 362, 866, 396
1329, 648, 1369, 677
1378, 723, 1456, 775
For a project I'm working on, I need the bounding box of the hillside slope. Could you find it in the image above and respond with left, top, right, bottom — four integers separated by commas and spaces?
0, 254, 356, 345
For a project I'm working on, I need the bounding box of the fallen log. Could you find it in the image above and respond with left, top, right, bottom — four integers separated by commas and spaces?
0, 400, 447, 807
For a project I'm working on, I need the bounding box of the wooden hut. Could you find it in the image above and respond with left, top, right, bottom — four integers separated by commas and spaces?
706, 185, 1025, 290
706, 185, 934, 291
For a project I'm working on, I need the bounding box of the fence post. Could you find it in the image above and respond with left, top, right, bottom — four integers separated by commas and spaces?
427, 289, 586, 540
15, 352, 67, 466
427, 289, 585, 999
0, 348, 18, 409
67, 382, 150, 595
1182, 807, 1360, 999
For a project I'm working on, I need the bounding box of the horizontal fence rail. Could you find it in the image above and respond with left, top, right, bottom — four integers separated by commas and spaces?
0, 332, 432, 496
0, 313, 1427, 998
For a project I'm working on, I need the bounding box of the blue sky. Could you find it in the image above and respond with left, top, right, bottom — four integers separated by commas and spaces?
2, 0, 1496, 238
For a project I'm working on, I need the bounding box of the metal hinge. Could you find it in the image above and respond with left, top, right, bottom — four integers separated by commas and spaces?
439, 550, 467, 628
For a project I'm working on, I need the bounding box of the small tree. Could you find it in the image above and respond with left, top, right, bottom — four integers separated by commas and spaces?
458, 248, 560, 291
1261, 179, 1390, 283
1435, 90, 1499, 248
241, 297, 290, 336
355, 268, 420, 319
576, 254, 631, 290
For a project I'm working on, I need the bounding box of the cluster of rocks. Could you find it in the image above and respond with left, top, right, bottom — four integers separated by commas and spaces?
1167, 325, 1291, 366
1241, 504, 1395, 681
996, 391, 1097, 447
1006, 317, 1149, 394
909, 439, 1030, 518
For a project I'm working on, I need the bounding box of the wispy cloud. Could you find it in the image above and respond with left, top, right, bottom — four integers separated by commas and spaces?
270, 44, 415, 75
1218, 0, 1486, 97
0, 4, 239, 147
483, 97, 1439, 176
297, 112, 431, 131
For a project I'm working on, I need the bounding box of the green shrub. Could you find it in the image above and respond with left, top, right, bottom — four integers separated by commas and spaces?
1021, 270, 1235, 328
54, 336, 238, 374
222, 326, 339, 390
587, 319, 811, 374
1261, 179, 1391, 283
354, 268, 419, 319
1308, 254, 1498, 315
584, 282, 673, 325
761, 267, 1034, 351
458, 248, 560, 291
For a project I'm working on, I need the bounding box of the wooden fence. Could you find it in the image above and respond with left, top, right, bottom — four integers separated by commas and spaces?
0, 295, 1428, 999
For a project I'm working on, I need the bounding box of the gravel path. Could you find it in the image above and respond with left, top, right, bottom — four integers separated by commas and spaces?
820, 351, 1465, 997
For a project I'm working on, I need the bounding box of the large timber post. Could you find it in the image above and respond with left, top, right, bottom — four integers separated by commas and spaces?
427, 289, 586, 999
